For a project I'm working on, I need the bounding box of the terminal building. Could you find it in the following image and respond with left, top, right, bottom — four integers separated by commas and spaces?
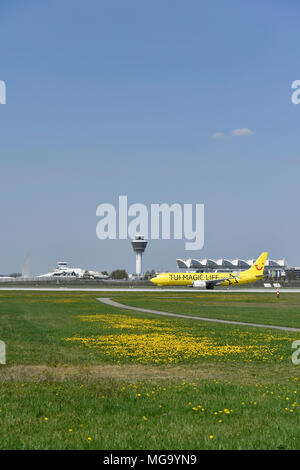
38, 262, 108, 279
176, 257, 287, 280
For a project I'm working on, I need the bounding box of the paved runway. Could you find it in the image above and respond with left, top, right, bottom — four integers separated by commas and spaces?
98, 297, 300, 332
0, 287, 300, 293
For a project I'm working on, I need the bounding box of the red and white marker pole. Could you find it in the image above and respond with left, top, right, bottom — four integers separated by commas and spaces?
276, 289, 280, 298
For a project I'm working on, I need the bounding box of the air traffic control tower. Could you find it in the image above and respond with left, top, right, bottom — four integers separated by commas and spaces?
131, 234, 148, 276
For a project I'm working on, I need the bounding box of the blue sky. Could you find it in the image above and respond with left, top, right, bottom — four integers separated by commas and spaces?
0, 0, 300, 274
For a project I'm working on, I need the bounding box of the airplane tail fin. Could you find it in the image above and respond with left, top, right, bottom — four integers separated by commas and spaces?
246, 252, 268, 276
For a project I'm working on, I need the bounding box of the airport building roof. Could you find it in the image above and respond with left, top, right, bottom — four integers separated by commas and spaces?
176, 258, 286, 270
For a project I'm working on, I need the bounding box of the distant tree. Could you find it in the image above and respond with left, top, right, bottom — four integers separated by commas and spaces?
101, 271, 109, 276
110, 269, 128, 280
82, 270, 91, 279
142, 269, 156, 280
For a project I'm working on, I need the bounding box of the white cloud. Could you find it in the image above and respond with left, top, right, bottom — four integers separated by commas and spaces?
232, 128, 253, 136
212, 132, 225, 139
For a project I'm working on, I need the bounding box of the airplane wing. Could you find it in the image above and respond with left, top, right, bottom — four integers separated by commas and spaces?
205, 276, 239, 288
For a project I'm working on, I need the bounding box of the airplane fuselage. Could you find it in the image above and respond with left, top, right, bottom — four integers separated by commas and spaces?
150, 270, 263, 287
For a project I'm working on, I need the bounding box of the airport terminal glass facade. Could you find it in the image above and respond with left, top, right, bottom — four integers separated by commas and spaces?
176, 258, 287, 280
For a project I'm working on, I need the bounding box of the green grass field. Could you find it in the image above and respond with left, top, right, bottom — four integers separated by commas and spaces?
0, 291, 299, 449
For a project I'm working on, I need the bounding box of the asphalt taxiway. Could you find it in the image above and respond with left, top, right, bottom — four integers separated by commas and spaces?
98, 297, 300, 332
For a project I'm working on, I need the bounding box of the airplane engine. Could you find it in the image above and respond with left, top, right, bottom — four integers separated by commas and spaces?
192, 280, 207, 288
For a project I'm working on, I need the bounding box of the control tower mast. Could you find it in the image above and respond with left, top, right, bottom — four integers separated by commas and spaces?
131, 235, 148, 276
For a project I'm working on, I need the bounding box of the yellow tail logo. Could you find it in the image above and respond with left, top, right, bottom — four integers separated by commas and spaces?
247, 252, 268, 275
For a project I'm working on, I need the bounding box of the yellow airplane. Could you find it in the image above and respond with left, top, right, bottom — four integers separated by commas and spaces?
150, 252, 268, 289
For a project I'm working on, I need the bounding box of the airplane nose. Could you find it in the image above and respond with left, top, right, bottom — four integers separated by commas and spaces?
150, 277, 158, 284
